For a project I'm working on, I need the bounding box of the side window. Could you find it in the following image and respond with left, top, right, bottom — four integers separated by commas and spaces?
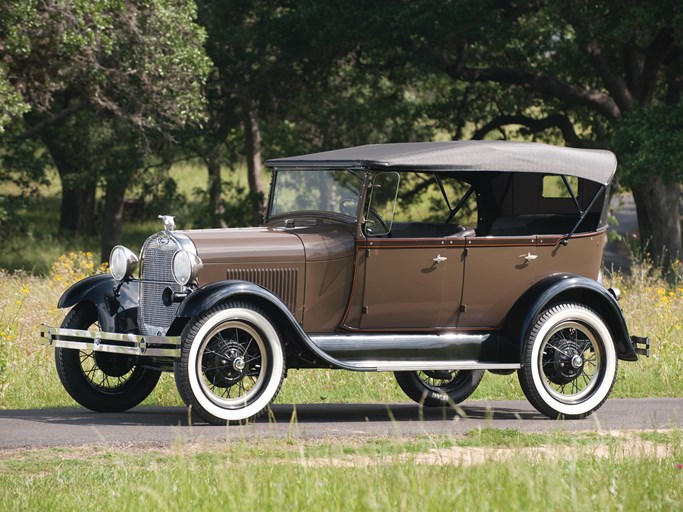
394, 173, 477, 226
542, 175, 579, 199
365, 172, 400, 236
365, 172, 478, 238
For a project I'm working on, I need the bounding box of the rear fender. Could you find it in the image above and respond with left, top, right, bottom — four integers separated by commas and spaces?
505, 274, 637, 362
57, 274, 139, 333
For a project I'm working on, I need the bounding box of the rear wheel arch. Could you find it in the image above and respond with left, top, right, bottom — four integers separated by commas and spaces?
504, 275, 636, 362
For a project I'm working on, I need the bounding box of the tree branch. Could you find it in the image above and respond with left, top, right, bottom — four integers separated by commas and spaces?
471, 113, 605, 149
641, 27, 677, 104
12, 101, 85, 141
444, 64, 622, 121
583, 39, 634, 112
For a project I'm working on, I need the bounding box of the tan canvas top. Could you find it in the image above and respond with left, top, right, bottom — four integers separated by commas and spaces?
266, 141, 617, 185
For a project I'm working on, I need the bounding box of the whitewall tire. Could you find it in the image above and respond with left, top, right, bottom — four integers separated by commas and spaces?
175, 303, 285, 425
518, 303, 617, 419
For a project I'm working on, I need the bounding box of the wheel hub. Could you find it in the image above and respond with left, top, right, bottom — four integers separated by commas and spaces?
203, 339, 249, 388
543, 336, 586, 385
232, 356, 246, 371
422, 370, 455, 381
570, 354, 584, 369
93, 352, 135, 378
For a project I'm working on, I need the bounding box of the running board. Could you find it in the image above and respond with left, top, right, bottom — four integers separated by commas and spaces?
308, 333, 520, 372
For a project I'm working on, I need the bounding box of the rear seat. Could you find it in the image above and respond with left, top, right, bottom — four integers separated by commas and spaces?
487, 214, 581, 236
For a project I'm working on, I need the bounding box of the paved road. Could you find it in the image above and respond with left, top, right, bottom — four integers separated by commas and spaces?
1, 398, 681, 450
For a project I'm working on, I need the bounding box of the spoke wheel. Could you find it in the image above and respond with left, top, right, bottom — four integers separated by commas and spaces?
55, 303, 161, 412
175, 303, 285, 425
395, 369, 484, 407
519, 303, 617, 419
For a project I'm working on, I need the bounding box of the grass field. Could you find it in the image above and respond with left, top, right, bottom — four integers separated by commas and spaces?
1, 430, 681, 511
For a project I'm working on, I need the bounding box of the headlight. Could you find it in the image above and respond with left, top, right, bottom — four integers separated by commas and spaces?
110, 246, 139, 282
171, 250, 203, 285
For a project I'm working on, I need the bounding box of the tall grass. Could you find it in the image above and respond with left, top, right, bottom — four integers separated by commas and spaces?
0, 251, 682, 410
1, 431, 681, 511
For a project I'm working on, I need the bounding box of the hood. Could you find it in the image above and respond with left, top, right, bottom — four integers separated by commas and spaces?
180, 227, 305, 266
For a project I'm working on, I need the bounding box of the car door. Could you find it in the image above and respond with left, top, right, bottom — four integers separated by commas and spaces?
457, 236, 537, 329
358, 238, 466, 330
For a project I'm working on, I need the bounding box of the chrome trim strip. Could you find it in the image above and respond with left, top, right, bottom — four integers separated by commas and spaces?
310, 333, 490, 349
371, 362, 520, 371
39, 325, 180, 358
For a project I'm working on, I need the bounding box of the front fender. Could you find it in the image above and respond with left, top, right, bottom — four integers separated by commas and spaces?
57, 274, 139, 333
175, 280, 278, 320
171, 280, 358, 370
505, 274, 638, 362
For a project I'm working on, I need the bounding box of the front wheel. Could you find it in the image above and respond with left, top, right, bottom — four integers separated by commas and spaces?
55, 303, 161, 412
518, 303, 617, 419
174, 303, 286, 425
394, 369, 484, 407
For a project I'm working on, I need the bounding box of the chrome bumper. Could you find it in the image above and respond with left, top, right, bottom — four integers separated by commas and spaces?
39, 325, 181, 358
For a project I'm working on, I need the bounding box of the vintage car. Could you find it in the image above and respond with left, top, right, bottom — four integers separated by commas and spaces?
40, 141, 649, 424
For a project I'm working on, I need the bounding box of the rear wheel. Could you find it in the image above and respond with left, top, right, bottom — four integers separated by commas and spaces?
394, 369, 484, 407
518, 303, 617, 419
174, 302, 286, 425
55, 303, 161, 412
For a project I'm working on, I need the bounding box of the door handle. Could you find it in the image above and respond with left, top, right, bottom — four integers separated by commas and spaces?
433, 254, 448, 263
519, 252, 538, 262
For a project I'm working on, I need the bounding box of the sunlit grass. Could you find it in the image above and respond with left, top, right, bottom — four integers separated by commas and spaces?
0, 431, 681, 511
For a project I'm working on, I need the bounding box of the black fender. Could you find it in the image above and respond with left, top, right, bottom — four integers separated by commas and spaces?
504, 274, 638, 362
57, 274, 139, 333
171, 280, 358, 370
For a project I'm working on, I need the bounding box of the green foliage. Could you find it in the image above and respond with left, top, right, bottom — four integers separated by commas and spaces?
613, 103, 683, 186
0, 0, 211, 134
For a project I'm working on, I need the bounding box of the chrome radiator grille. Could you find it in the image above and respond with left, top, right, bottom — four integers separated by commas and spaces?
139, 234, 182, 336
226, 268, 298, 312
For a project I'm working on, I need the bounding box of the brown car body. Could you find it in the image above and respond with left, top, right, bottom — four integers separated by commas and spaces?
41, 141, 649, 424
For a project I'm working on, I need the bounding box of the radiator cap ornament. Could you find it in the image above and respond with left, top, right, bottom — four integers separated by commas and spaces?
158, 215, 176, 232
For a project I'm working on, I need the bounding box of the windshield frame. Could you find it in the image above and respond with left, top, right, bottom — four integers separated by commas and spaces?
266, 167, 365, 223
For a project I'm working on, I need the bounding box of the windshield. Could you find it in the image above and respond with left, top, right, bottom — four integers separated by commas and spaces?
269, 169, 364, 218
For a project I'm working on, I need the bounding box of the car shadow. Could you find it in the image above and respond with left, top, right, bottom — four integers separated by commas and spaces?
0, 402, 550, 428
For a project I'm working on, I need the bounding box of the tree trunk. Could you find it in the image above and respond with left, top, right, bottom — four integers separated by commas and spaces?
206, 149, 227, 228
631, 175, 681, 268
243, 99, 265, 225
59, 177, 98, 236
42, 135, 98, 237
100, 177, 128, 263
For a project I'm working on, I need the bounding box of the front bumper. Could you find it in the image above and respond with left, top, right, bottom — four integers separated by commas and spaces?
39, 325, 180, 358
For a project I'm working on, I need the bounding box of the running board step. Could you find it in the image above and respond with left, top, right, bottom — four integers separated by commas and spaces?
308, 333, 520, 372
